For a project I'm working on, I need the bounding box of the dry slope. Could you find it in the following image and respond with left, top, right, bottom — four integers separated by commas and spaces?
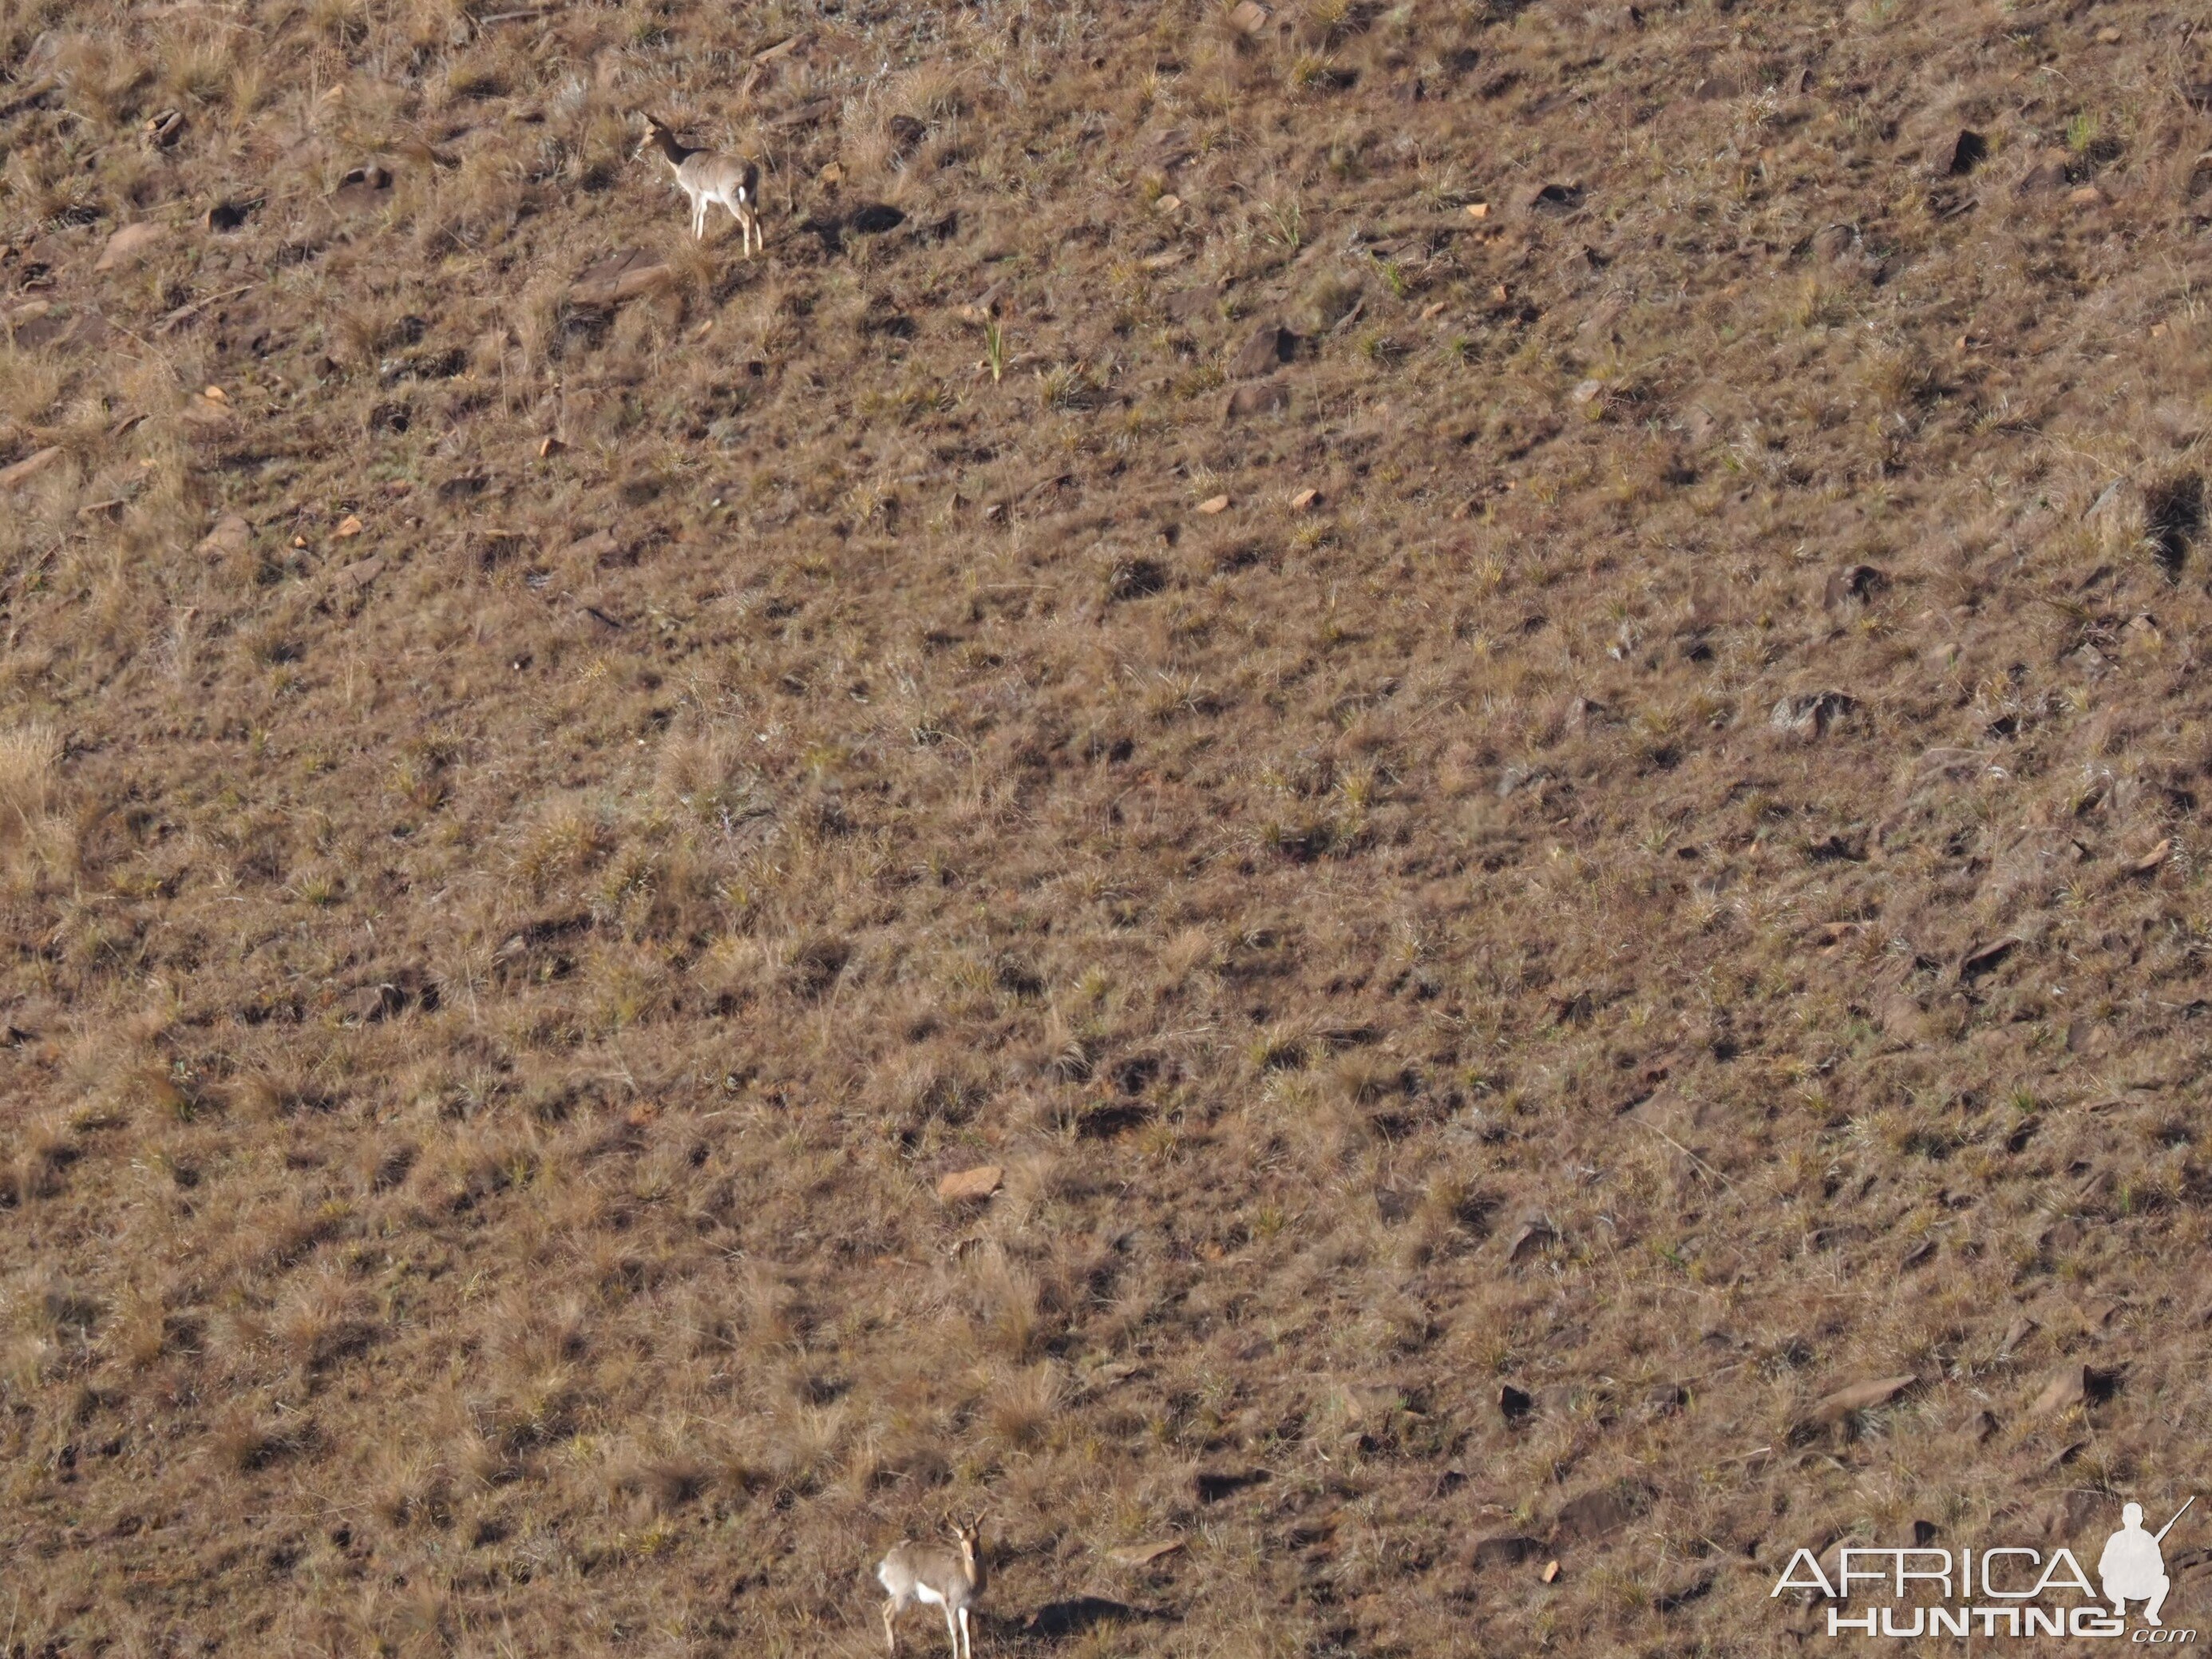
4, 0, 2212, 1652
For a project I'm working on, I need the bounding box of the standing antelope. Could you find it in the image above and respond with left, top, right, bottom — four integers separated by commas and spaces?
876, 1516, 987, 1659
634, 113, 763, 255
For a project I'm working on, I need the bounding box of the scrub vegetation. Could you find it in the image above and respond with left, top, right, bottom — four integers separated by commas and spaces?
3, 0, 2212, 1649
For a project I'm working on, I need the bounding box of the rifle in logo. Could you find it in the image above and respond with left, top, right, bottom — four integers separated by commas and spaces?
2159, 1499, 2198, 1546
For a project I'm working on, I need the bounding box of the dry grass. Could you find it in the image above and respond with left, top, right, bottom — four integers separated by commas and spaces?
4, 0, 2212, 1651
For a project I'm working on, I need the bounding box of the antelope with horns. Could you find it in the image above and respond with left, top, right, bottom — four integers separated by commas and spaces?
876, 1515, 987, 1658
634, 113, 762, 255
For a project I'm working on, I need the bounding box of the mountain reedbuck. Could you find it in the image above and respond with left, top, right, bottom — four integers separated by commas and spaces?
635, 112, 762, 255
876, 1515, 987, 1658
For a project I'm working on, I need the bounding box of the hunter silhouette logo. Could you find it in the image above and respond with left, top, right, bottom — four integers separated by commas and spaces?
1773, 1495, 2198, 1641
2102, 1499, 2193, 1628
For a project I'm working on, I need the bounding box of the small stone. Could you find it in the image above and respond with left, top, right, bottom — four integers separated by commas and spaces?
566, 529, 619, 564
2031, 1363, 2114, 1416
1644, 1380, 1688, 1416
2079, 1298, 2122, 1332
936, 1164, 1004, 1202
570, 250, 674, 308
334, 514, 363, 538
1464, 200, 1490, 220
328, 164, 394, 216
1566, 696, 1618, 733
1107, 1538, 1184, 1566
770, 96, 834, 132
196, 513, 250, 558
1225, 382, 1289, 419
1506, 1214, 1557, 1263
2128, 839, 2172, 877
1824, 564, 1889, 608
1197, 495, 1230, 515
0, 445, 65, 491
1194, 1467, 1268, 1502
2015, 149, 2072, 196
343, 982, 407, 1023
1929, 129, 1986, 177
1957, 936, 2021, 982
819, 161, 845, 186
1517, 180, 1582, 216
202, 386, 228, 402
2068, 184, 2103, 207
1877, 993, 1925, 1043
1770, 690, 1858, 738
1472, 1534, 1543, 1570
94, 221, 167, 271
1998, 1315, 2039, 1356
1290, 487, 1320, 511
538, 436, 566, 458
1541, 1559, 1561, 1583
336, 555, 384, 592
1420, 300, 1447, 319
1228, 0, 1270, 33
1229, 323, 1297, 378
1569, 378, 1605, 406
1553, 1484, 1641, 1540
1810, 1374, 1917, 1425
1161, 285, 1221, 324
1154, 193, 1182, 215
